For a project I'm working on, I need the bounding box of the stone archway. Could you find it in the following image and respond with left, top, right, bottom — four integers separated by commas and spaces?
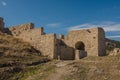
75, 41, 87, 60
75, 41, 85, 50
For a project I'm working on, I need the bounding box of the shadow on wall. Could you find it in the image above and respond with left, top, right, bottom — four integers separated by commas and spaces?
75, 41, 85, 50
55, 39, 75, 60
55, 40, 87, 60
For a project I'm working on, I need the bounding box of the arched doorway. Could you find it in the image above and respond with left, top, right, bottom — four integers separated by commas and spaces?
75, 41, 85, 50
75, 41, 87, 59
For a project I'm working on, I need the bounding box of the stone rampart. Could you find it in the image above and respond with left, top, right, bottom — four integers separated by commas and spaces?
61, 27, 106, 56
0, 17, 106, 59
7, 23, 56, 59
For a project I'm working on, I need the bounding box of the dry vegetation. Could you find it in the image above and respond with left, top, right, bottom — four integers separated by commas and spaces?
0, 33, 50, 80
19, 56, 120, 80
0, 33, 120, 80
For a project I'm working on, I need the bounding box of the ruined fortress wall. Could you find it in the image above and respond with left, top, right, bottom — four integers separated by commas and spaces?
20, 29, 56, 58
54, 39, 75, 60
63, 28, 106, 56
32, 33, 56, 58
59, 46, 75, 60
0, 17, 107, 59
0, 17, 4, 32
7, 23, 34, 36
98, 28, 106, 56
7, 23, 56, 58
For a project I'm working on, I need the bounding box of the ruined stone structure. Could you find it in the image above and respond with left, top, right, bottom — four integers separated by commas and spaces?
0, 17, 106, 60
0, 17, 4, 32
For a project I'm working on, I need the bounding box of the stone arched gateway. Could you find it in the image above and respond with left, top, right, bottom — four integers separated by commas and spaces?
75, 41, 85, 50
0, 17, 106, 59
75, 41, 87, 60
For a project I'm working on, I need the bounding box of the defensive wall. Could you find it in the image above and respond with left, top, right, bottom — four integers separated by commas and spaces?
0, 17, 106, 60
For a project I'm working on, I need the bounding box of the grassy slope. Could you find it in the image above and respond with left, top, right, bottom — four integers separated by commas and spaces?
21, 39, 120, 80
0, 33, 50, 80
19, 55, 120, 80
0, 33, 120, 80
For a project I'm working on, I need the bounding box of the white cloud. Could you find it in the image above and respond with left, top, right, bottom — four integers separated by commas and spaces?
46, 23, 61, 28
1, 1, 7, 6
68, 21, 120, 32
107, 35, 120, 38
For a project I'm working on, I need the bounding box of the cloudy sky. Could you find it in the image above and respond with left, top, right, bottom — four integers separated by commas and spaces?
1, 0, 120, 41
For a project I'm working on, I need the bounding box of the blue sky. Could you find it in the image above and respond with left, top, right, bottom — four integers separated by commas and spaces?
1, 0, 120, 41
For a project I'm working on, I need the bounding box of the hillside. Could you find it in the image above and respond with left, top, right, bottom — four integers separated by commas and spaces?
11, 56, 120, 80
0, 33, 50, 80
0, 33, 120, 80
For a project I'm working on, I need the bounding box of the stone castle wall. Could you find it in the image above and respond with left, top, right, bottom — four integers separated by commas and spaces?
59, 46, 75, 60
59, 28, 106, 56
0, 17, 106, 59
6, 23, 56, 58
6, 23, 34, 36
55, 40, 75, 60
98, 28, 106, 56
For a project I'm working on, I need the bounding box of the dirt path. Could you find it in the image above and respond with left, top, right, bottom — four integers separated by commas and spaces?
45, 61, 73, 80
25, 61, 74, 80
25, 60, 120, 80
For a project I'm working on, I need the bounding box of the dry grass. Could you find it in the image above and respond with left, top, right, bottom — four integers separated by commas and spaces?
0, 33, 120, 80
0, 33, 50, 80
0, 33, 40, 56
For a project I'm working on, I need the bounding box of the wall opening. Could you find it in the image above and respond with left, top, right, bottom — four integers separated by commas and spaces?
75, 41, 85, 50
75, 41, 87, 59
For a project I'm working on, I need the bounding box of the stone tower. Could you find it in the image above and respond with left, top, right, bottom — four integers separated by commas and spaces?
0, 17, 4, 32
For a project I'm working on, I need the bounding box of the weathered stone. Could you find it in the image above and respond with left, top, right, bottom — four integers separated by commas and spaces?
109, 48, 120, 56
63, 28, 106, 56
79, 50, 87, 59
59, 46, 75, 60
75, 50, 80, 60
0, 17, 4, 32
0, 17, 106, 60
